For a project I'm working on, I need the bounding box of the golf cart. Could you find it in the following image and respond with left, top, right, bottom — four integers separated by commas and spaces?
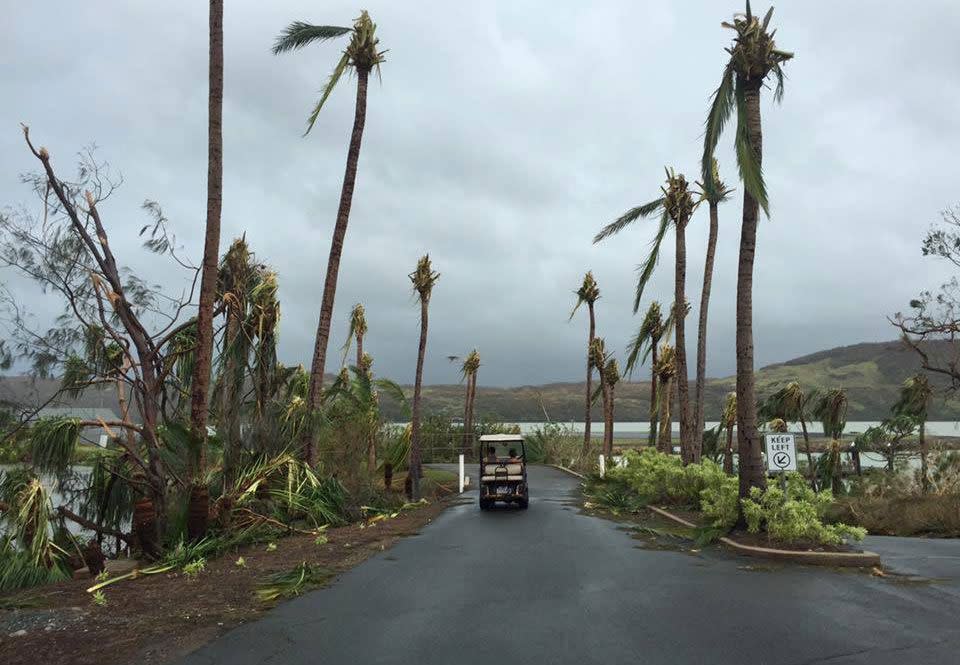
478, 434, 529, 510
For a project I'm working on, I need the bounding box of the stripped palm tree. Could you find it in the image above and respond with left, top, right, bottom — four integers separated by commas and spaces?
273, 11, 386, 466
460, 350, 481, 458
721, 392, 737, 474
589, 337, 609, 459
626, 302, 676, 447
570, 272, 600, 460
893, 374, 933, 492
249, 270, 280, 455
760, 381, 818, 489
408, 255, 439, 501
653, 344, 677, 454
701, 2, 793, 497
341, 304, 368, 372
602, 358, 621, 459
595, 169, 698, 464
814, 388, 849, 488
691, 160, 734, 455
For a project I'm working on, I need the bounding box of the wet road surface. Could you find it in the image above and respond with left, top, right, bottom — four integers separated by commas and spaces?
178, 464, 960, 665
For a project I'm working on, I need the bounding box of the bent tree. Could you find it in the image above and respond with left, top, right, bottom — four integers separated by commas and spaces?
273, 11, 386, 465
594, 169, 697, 463
701, 2, 793, 496
691, 160, 733, 457
6, 130, 204, 554
893, 374, 933, 492
570, 272, 600, 460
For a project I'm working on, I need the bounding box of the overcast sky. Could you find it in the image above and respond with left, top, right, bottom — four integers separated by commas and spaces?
2, 1, 959, 387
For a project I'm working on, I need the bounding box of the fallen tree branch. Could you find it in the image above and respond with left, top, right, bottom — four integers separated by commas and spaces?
56, 505, 133, 546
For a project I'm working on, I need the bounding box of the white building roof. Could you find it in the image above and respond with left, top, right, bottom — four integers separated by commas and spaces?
478, 433, 524, 443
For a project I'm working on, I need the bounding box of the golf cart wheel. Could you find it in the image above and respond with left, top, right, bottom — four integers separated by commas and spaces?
518, 496, 529, 510
479, 498, 492, 511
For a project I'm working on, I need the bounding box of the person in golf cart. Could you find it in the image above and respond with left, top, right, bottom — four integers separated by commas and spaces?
478, 434, 529, 510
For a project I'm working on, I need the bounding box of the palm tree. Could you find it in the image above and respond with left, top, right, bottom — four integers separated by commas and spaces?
653, 344, 676, 454
602, 357, 620, 459
216, 238, 257, 487
595, 169, 698, 464
342, 303, 368, 372
721, 392, 737, 474
460, 349, 481, 458
273, 11, 386, 466
894, 373, 933, 492
814, 388, 848, 489
691, 161, 733, 455
625, 301, 675, 447
327, 362, 408, 475
701, 2, 793, 497
186, 0, 225, 541
760, 381, 818, 489
408, 255, 439, 501
570, 272, 600, 460
589, 337, 609, 458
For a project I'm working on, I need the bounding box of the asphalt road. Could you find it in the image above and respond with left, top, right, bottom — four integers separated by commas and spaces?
179, 465, 960, 665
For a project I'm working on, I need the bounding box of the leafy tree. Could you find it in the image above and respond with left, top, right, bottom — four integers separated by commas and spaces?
273, 11, 386, 466
407, 255, 439, 500
570, 271, 600, 459
701, 2, 793, 497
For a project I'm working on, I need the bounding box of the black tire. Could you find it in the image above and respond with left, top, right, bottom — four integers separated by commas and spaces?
479, 498, 492, 511
518, 497, 529, 510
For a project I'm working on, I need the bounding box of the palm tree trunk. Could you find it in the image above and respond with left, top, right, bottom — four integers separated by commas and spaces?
800, 418, 816, 491
657, 377, 673, 453
186, 0, 223, 542
605, 382, 615, 458
581, 303, 596, 459
221, 312, 241, 488
735, 79, 767, 498
356, 330, 364, 371
649, 342, 659, 447
724, 423, 734, 474
303, 66, 371, 466
920, 420, 929, 493
462, 372, 476, 459
408, 296, 430, 501
675, 221, 693, 464
693, 201, 719, 460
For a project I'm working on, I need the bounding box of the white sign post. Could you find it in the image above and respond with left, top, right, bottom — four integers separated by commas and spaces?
458, 454, 465, 493
764, 433, 797, 479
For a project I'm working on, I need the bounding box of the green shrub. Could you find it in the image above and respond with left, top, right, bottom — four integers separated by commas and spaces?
608, 449, 731, 509
700, 473, 739, 529
742, 473, 866, 546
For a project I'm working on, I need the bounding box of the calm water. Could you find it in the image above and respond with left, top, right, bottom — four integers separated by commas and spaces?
504, 421, 960, 439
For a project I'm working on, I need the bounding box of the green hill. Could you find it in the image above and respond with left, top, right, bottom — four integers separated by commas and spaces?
3, 340, 958, 423
380, 340, 960, 421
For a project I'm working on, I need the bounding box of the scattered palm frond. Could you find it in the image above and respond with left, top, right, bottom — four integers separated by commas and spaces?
256, 562, 332, 603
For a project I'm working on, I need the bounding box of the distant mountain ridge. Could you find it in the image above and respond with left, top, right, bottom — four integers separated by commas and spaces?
2, 340, 959, 422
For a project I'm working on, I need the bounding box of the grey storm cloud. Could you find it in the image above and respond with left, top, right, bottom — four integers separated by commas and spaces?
2, 0, 959, 387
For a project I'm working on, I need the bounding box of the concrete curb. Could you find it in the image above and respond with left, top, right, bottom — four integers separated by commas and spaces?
646, 505, 882, 568
546, 464, 586, 480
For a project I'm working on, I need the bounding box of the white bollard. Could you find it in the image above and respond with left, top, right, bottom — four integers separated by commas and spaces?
458, 454, 465, 493
599, 454, 606, 478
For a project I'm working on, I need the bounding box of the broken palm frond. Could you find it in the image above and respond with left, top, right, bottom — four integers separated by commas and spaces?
256, 561, 332, 603
28, 417, 82, 475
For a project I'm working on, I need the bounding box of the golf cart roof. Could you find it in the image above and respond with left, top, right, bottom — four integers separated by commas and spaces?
479, 434, 524, 443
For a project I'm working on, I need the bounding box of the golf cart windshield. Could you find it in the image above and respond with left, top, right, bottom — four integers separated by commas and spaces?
482, 443, 524, 461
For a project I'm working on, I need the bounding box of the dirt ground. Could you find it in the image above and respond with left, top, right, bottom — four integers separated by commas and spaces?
0, 493, 461, 665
